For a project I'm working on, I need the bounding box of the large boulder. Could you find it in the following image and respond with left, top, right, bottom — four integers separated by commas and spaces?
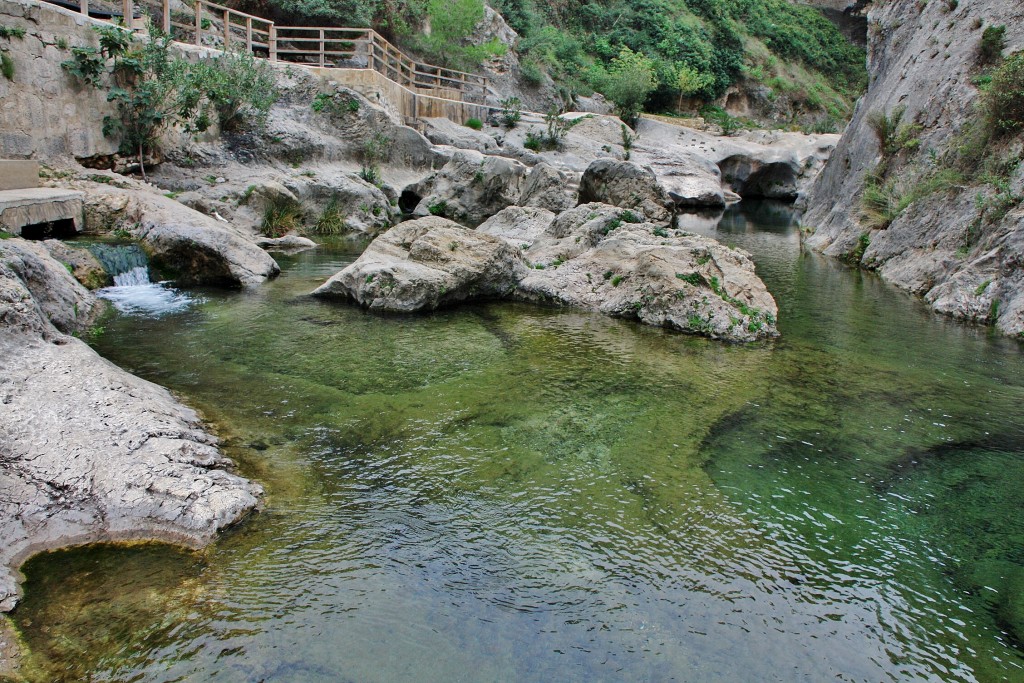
0, 239, 261, 612
577, 159, 675, 223
520, 162, 577, 212
312, 216, 525, 310
84, 188, 280, 287
412, 150, 529, 227
516, 204, 778, 341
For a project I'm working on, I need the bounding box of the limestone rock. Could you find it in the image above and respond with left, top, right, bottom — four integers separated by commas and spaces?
0, 238, 101, 335
577, 159, 674, 223
421, 117, 500, 154
520, 162, 576, 212
0, 239, 261, 612
255, 234, 318, 252
312, 216, 525, 310
477, 205, 556, 248
517, 205, 779, 341
413, 150, 528, 227
42, 239, 111, 289
84, 187, 280, 287
802, 0, 1024, 336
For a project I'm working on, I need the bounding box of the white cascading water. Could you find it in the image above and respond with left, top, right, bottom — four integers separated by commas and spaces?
90, 245, 196, 316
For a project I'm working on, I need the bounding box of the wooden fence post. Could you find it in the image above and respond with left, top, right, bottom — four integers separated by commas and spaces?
162, 0, 170, 34
194, 1, 202, 46
223, 9, 230, 50
269, 24, 277, 61
122, 0, 132, 28
245, 17, 252, 54
319, 28, 325, 68
80, 0, 88, 17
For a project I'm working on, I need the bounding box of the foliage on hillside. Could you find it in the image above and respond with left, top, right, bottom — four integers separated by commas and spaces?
239, 0, 866, 117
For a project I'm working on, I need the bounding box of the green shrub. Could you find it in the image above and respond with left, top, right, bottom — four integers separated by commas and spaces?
312, 198, 349, 234
984, 52, 1024, 137
979, 25, 1006, 64
499, 96, 522, 128
465, 117, 483, 130
520, 59, 544, 85
524, 130, 543, 151
0, 25, 26, 39
261, 195, 304, 237
0, 52, 12, 81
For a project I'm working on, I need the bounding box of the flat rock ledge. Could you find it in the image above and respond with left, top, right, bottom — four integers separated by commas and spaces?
0, 239, 262, 613
312, 208, 778, 342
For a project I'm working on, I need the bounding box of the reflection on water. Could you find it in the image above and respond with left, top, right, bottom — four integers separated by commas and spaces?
11, 204, 1024, 682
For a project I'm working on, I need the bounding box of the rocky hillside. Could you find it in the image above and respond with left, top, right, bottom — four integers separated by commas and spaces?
803, 0, 1024, 338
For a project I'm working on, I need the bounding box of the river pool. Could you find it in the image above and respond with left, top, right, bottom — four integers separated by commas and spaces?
10, 202, 1024, 682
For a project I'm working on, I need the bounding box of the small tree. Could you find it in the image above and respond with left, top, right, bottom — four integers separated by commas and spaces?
602, 46, 658, 127
675, 64, 713, 111
985, 52, 1024, 137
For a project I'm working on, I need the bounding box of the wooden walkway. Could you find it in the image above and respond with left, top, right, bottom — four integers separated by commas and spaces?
41, 0, 488, 104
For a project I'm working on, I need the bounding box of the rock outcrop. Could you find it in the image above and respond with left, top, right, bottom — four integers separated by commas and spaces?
83, 186, 281, 287
411, 150, 529, 226
313, 207, 778, 341
312, 216, 524, 310
519, 162, 576, 212
577, 159, 675, 223
802, 0, 1024, 336
0, 238, 262, 612
516, 204, 779, 340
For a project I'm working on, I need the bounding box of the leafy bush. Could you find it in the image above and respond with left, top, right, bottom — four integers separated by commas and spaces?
0, 53, 12, 81
191, 51, 278, 131
980, 25, 1006, 64
63, 24, 278, 178
602, 47, 658, 126
360, 131, 391, 184
465, 117, 483, 130
984, 52, 1024, 137
499, 96, 522, 128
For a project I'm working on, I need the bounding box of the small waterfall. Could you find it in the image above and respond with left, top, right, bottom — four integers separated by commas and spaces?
90, 243, 197, 316
113, 266, 151, 287
87, 244, 151, 282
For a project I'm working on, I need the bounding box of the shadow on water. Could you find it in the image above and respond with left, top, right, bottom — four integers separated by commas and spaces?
9, 205, 1024, 682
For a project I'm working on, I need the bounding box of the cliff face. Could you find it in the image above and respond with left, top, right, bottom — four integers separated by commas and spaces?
803, 0, 1024, 337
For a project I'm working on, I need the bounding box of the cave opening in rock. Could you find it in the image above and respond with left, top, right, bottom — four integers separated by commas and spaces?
399, 189, 422, 215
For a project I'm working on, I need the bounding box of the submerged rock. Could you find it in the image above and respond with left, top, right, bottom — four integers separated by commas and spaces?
0, 238, 261, 612
311, 216, 524, 310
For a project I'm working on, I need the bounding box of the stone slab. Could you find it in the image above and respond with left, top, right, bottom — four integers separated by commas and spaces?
0, 160, 39, 191
0, 187, 84, 233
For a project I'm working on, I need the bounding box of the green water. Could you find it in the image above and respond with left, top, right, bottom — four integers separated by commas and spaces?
10, 202, 1024, 682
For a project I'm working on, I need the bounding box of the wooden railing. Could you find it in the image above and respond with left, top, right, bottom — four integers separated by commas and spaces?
51, 0, 487, 102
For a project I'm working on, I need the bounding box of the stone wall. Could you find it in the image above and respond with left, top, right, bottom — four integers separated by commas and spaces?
0, 0, 119, 160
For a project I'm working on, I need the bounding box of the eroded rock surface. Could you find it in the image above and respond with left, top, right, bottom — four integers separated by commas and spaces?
577, 159, 675, 223
84, 187, 280, 287
314, 207, 778, 341
0, 238, 261, 612
411, 150, 528, 226
312, 216, 524, 310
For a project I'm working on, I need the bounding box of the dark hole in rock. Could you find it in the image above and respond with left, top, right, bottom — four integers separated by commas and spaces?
399, 189, 422, 215
20, 219, 77, 240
